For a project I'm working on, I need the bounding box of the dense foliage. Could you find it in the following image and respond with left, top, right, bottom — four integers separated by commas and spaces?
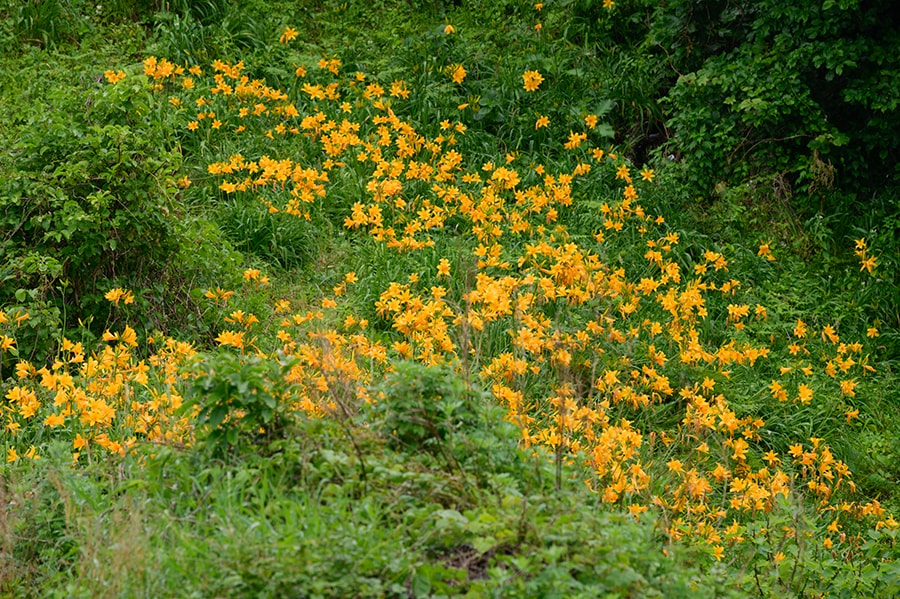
579, 0, 900, 201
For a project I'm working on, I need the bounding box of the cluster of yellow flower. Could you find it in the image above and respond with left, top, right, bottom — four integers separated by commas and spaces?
854, 237, 878, 274
135, 45, 891, 549
3, 20, 893, 566
3, 323, 195, 464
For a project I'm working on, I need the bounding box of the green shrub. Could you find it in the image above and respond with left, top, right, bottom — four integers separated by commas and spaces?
659, 0, 899, 204
0, 68, 184, 358
372, 361, 480, 456
184, 350, 299, 456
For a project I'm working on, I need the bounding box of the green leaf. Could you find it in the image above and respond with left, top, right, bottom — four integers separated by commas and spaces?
207, 405, 228, 430
410, 572, 431, 597
472, 535, 499, 555
595, 123, 615, 138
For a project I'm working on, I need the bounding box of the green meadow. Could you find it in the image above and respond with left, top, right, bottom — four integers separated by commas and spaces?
1, 0, 898, 596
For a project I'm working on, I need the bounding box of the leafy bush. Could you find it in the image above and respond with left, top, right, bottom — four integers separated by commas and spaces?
1, 63, 206, 358
372, 361, 481, 456
552, 0, 899, 210
185, 350, 299, 456
657, 0, 899, 203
